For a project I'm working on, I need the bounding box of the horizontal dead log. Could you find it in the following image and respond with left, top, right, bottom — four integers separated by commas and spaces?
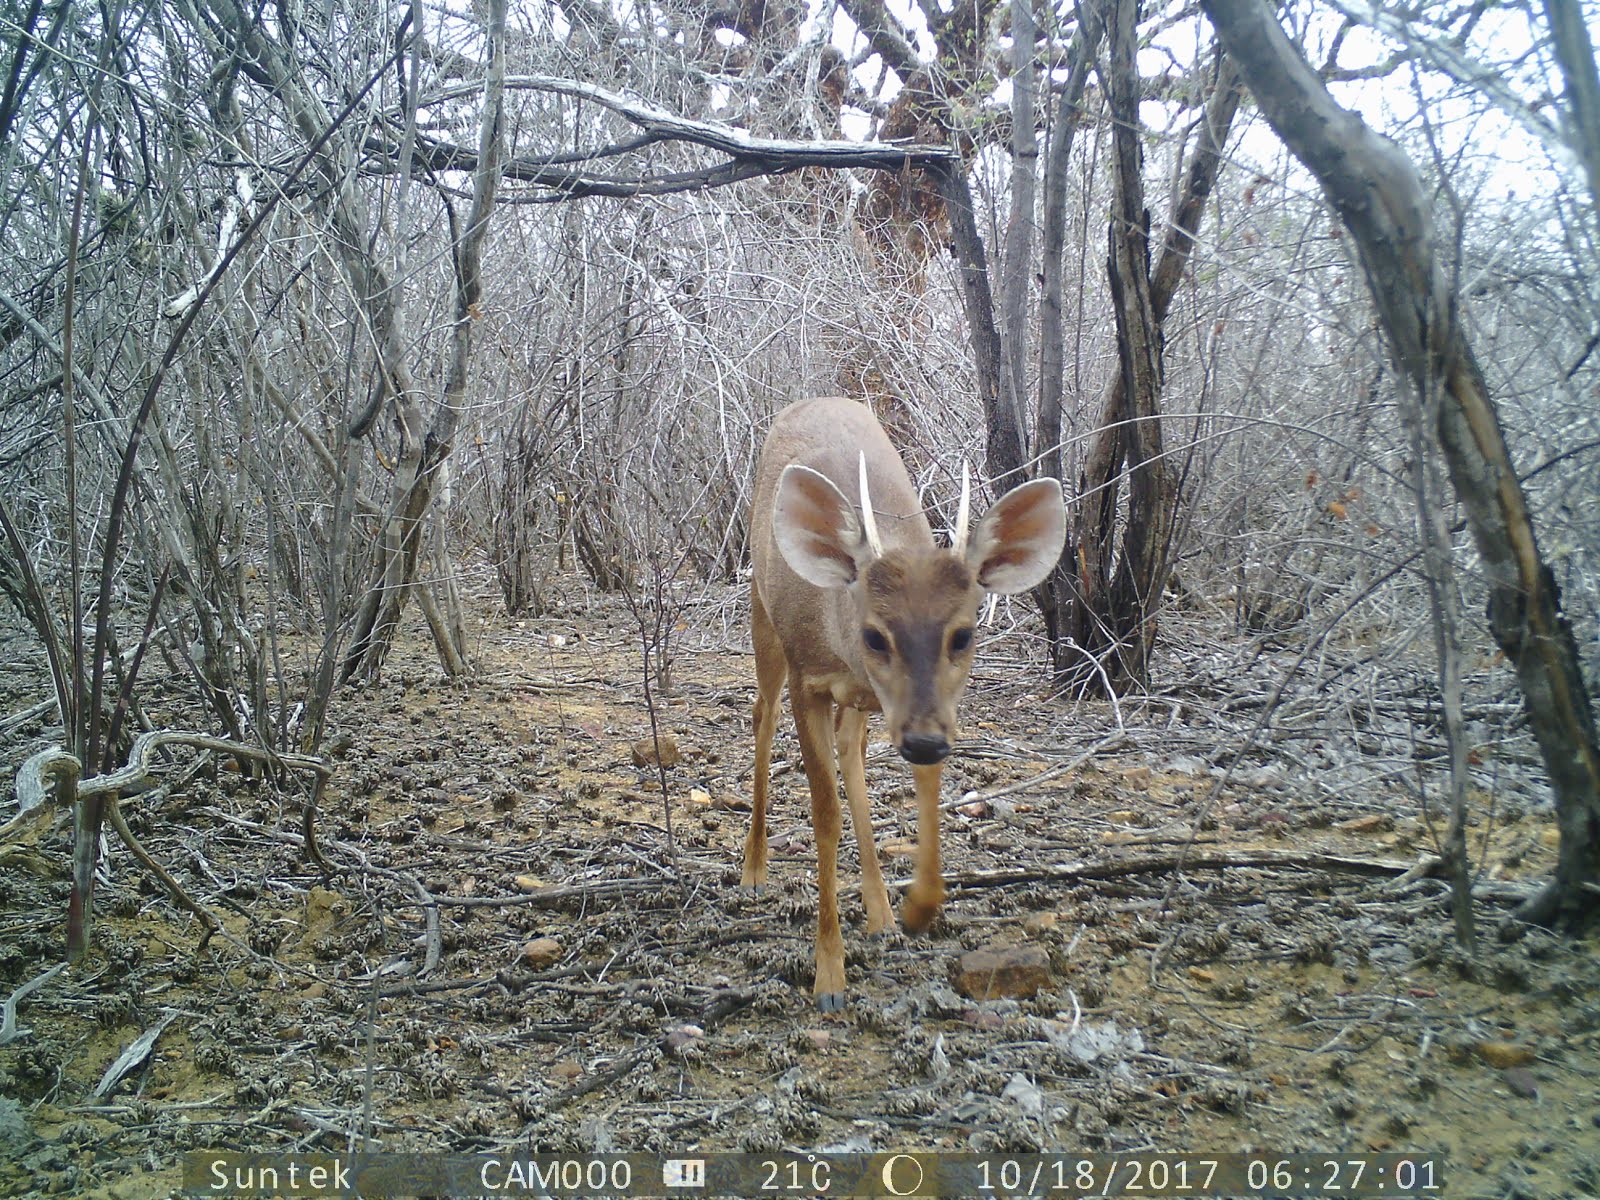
905, 848, 1432, 894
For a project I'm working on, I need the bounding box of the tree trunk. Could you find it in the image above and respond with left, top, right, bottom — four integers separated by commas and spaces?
1097, 0, 1168, 688
1201, 0, 1600, 926
344, 0, 509, 680
1033, 0, 1106, 661
934, 161, 1028, 487
1055, 29, 1241, 692
1037, 0, 1106, 490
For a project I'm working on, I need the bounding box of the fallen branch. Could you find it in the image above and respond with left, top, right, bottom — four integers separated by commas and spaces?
93, 1011, 179, 1098
102, 798, 221, 945
947, 733, 1132, 813
15, 747, 80, 813
894, 847, 1435, 894
0, 962, 66, 1046
413, 877, 668, 908
12, 731, 334, 952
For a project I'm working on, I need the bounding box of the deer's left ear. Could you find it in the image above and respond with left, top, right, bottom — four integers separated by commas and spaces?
965, 478, 1066, 594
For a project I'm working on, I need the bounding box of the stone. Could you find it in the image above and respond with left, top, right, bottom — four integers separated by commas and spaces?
954, 944, 1053, 1000
1476, 1041, 1536, 1069
1503, 1068, 1539, 1098
631, 734, 681, 768
521, 938, 563, 969
802, 1029, 833, 1052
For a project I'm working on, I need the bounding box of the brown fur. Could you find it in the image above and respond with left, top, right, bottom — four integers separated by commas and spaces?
746, 397, 1064, 1010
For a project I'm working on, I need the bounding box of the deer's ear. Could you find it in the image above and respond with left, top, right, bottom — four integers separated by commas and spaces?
773, 465, 873, 589
966, 478, 1066, 594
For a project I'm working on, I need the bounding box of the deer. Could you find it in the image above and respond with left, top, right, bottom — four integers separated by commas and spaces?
745, 396, 1066, 1010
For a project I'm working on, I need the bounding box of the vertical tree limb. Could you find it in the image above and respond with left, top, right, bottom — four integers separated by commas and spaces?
1037, 0, 1106, 489
998, 0, 1040, 488
935, 161, 1027, 485
1542, 0, 1600, 233
349, 0, 508, 679
1099, 0, 1170, 687
1059, 31, 1239, 691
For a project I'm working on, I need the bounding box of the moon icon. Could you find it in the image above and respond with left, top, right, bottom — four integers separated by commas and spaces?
880, 1154, 925, 1196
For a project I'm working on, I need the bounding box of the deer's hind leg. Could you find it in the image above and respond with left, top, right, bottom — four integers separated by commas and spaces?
742, 591, 786, 891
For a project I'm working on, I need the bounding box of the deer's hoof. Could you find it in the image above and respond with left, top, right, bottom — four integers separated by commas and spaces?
815, 991, 847, 1013
738, 882, 765, 896
901, 893, 942, 934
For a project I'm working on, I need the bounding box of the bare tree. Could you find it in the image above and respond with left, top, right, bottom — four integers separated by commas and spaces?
1200, 0, 1600, 926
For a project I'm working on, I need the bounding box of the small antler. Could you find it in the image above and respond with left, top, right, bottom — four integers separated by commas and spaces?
857, 451, 885, 558
951, 460, 972, 556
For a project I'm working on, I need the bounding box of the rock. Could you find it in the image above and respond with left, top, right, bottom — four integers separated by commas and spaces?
1000, 1073, 1044, 1117
1233, 764, 1283, 787
802, 1029, 833, 1052
664, 1024, 704, 1055
1503, 1068, 1539, 1098
0, 1097, 29, 1155
632, 734, 681, 768
955, 944, 1053, 1000
1021, 912, 1058, 935
923, 985, 969, 1018
1476, 1041, 1536, 1069
1336, 814, 1390, 833
521, 938, 563, 969
1040, 1017, 1145, 1064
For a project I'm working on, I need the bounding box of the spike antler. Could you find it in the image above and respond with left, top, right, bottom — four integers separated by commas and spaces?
857, 451, 884, 558
951, 460, 972, 556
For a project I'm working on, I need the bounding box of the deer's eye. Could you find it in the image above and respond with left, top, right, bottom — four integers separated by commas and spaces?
949, 627, 974, 655
863, 627, 891, 655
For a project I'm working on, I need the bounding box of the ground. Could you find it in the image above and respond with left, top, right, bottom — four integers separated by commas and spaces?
0, 582, 1597, 1200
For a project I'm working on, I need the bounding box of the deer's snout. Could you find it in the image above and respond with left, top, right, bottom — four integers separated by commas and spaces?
898, 732, 951, 765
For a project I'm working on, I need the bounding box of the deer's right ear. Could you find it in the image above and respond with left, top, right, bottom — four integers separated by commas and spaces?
773, 465, 872, 589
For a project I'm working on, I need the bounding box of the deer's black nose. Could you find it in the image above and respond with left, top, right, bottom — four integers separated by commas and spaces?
899, 733, 951, 765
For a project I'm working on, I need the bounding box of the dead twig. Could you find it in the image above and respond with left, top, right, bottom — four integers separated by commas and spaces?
945, 732, 1132, 813
103, 797, 221, 945
0, 962, 66, 1046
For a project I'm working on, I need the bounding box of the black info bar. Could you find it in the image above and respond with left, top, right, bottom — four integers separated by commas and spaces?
183, 1150, 1443, 1197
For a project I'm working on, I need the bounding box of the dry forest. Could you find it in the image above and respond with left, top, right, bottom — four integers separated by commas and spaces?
1, 0, 1598, 1197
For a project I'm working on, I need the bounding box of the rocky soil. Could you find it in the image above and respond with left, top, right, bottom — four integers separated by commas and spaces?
1, 583, 1597, 1199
